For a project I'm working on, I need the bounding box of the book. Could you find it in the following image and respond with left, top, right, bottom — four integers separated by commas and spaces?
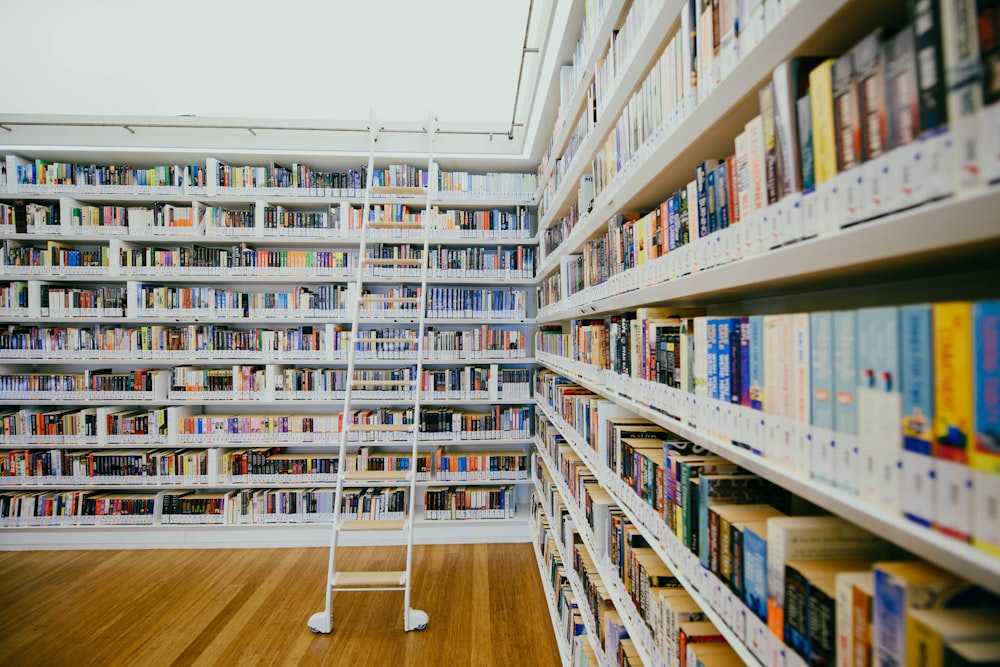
834, 310, 860, 492
972, 300, 1000, 555
773, 57, 830, 197
745, 114, 768, 216
698, 474, 789, 568
941, 0, 983, 191
853, 29, 889, 163
873, 561, 979, 667
679, 620, 726, 667
900, 305, 936, 529
857, 307, 903, 511
832, 50, 863, 172
742, 521, 770, 621
907, 609, 1000, 667
797, 93, 817, 193
811, 311, 836, 485
836, 570, 874, 667
766, 515, 889, 616
909, 0, 949, 134
711, 504, 785, 585
933, 302, 974, 540
784, 559, 875, 663
809, 59, 839, 184
696, 160, 721, 238
759, 81, 781, 205
885, 25, 921, 151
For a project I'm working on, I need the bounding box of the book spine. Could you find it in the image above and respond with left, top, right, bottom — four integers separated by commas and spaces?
759, 81, 781, 204
856, 307, 903, 511
941, 0, 983, 191
810, 59, 839, 184
833, 51, 863, 172
933, 301, 974, 540
972, 300, 1000, 555
900, 304, 936, 528
910, 0, 949, 133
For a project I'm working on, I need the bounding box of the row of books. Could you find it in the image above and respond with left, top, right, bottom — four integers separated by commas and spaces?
4, 200, 536, 241
9, 156, 538, 198
422, 485, 517, 520
0, 367, 534, 404
529, 504, 602, 666
544, 376, 1000, 667
0, 323, 528, 360
1, 243, 536, 280
539, 300, 1000, 557
0, 446, 531, 486
174, 406, 534, 444
537, 419, 744, 667
0, 406, 167, 442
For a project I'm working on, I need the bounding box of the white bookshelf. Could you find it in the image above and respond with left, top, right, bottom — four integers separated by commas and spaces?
529, 0, 1000, 664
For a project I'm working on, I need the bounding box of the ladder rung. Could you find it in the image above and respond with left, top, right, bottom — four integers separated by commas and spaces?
338, 519, 408, 532
344, 470, 412, 482
332, 570, 407, 587
372, 186, 426, 196
362, 257, 424, 266
369, 221, 424, 229
347, 423, 412, 432
359, 297, 422, 303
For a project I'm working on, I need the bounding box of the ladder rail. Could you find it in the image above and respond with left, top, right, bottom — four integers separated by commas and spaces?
403, 115, 436, 627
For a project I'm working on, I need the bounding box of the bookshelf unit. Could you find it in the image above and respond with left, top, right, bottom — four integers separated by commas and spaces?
0, 148, 540, 549
531, 0, 1000, 665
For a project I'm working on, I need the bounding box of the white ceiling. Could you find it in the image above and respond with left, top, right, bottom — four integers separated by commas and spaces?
0, 0, 572, 167
2, 0, 544, 124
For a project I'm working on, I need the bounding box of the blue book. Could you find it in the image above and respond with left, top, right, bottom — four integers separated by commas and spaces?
900, 304, 935, 528
717, 318, 732, 404
833, 310, 859, 492
666, 193, 679, 252
740, 318, 751, 407
706, 166, 720, 234
715, 161, 731, 229
973, 300, 1000, 554
749, 316, 764, 412
857, 307, 903, 510
811, 311, 836, 484
696, 160, 719, 238
707, 318, 719, 401
743, 523, 769, 620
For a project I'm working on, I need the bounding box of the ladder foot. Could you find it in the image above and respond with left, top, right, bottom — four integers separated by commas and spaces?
308, 611, 332, 634
405, 608, 429, 632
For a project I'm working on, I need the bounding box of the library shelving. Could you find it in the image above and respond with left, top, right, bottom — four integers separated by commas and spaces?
530, 0, 1000, 665
0, 149, 540, 549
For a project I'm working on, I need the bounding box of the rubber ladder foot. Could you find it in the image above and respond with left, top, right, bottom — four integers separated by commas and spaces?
405, 608, 429, 632
308, 611, 332, 634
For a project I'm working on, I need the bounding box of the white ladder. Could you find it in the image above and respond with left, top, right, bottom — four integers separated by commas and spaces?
308, 116, 436, 635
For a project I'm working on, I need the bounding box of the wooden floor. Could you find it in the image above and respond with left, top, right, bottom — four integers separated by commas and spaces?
0, 543, 561, 667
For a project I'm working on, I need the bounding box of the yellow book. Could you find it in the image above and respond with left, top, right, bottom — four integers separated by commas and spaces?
809, 59, 838, 184
906, 609, 1000, 667
933, 302, 974, 541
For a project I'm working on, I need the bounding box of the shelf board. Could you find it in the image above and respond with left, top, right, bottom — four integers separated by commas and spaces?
540, 0, 681, 230
537, 186, 1000, 320
0, 507, 532, 549
539, 0, 630, 189
537, 359, 1000, 596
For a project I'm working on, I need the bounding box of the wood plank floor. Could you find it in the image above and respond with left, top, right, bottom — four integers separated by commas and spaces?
0, 543, 561, 667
